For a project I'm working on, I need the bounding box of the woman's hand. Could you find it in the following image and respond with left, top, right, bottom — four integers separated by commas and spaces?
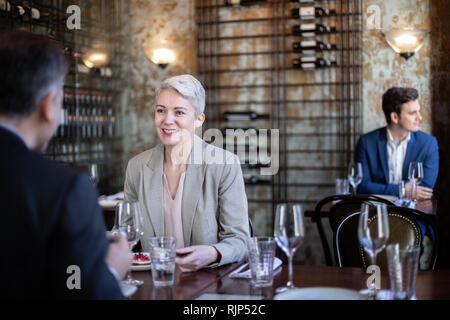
175, 245, 221, 272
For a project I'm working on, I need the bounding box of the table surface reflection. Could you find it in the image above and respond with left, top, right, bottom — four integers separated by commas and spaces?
131, 263, 450, 300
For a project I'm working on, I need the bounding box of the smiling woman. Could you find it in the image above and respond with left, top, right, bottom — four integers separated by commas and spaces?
124, 75, 250, 272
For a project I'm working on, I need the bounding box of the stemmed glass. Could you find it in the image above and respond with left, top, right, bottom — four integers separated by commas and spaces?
116, 201, 144, 286
274, 203, 305, 293
357, 202, 390, 298
348, 162, 363, 195
88, 163, 99, 187
408, 162, 423, 208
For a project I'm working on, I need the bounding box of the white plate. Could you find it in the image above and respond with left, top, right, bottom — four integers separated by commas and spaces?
274, 287, 366, 300
120, 282, 137, 297
131, 264, 151, 271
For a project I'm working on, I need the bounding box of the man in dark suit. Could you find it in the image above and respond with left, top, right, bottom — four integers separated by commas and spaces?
355, 87, 439, 200
0, 31, 132, 299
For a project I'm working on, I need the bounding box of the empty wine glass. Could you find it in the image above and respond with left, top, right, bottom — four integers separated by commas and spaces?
348, 162, 363, 195
88, 163, 99, 187
408, 162, 423, 207
358, 202, 389, 299
274, 203, 305, 293
116, 201, 144, 286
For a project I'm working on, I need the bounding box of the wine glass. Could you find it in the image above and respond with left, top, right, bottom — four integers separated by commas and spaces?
116, 201, 144, 286
408, 162, 423, 207
88, 163, 99, 187
348, 162, 363, 195
274, 203, 305, 293
357, 202, 389, 298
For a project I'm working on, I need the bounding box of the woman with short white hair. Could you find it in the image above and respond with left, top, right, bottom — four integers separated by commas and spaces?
124, 74, 249, 271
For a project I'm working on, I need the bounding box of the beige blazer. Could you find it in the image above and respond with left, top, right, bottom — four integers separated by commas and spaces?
124, 135, 250, 266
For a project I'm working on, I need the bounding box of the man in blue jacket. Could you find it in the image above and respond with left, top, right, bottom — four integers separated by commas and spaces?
0, 30, 132, 299
355, 87, 439, 200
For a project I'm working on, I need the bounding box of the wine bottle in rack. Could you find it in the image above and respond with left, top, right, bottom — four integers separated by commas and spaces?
21, 5, 39, 21
225, 0, 266, 5
243, 174, 271, 185
0, 0, 11, 12
241, 163, 270, 169
293, 40, 336, 53
30, 6, 40, 20
223, 111, 270, 121
291, 6, 336, 19
290, 0, 315, 3
107, 108, 115, 137
10, 2, 25, 20
292, 57, 337, 69
222, 127, 259, 135
292, 23, 337, 36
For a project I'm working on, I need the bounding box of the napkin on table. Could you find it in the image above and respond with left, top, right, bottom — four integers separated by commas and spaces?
229, 257, 282, 279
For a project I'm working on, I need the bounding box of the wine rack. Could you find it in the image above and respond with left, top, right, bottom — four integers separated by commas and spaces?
0, 0, 128, 196
195, 0, 362, 239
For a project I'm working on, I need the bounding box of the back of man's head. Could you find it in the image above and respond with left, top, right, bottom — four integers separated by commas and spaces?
382, 87, 419, 125
0, 30, 69, 119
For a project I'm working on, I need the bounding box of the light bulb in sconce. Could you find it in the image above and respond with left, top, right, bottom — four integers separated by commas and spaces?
142, 39, 176, 68
381, 28, 429, 60
82, 43, 110, 69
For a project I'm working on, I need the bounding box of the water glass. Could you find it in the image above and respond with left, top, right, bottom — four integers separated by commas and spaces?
148, 237, 176, 287
398, 181, 407, 206
348, 162, 363, 194
247, 237, 276, 287
335, 178, 350, 195
386, 244, 421, 300
408, 162, 424, 206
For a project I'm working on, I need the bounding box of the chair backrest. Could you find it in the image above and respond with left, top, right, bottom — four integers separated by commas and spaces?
335, 205, 438, 271
313, 194, 394, 266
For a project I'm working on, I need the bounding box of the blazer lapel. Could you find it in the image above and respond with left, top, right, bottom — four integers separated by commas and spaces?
402, 132, 416, 179
377, 128, 389, 183
144, 143, 165, 237
181, 135, 206, 246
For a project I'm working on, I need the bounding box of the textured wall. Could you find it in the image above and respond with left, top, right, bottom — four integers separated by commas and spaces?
121, 0, 197, 159
362, 0, 432, 134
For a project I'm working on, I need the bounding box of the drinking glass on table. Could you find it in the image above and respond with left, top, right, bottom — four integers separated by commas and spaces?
88, 163, 99, 187
348, 162, 363, 195
117, 201, 144, 286
358, 202, 389, 299
274, 203, 305, 293
398, 181, 407, 206
408, 162, 423, 207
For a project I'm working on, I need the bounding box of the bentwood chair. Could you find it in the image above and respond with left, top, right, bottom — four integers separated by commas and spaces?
334, 204, 438, 271
312, 194, 394, 266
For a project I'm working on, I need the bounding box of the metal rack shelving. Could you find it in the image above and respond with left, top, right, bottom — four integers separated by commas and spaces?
0, 0, 128, 196
195, 0, 362, 236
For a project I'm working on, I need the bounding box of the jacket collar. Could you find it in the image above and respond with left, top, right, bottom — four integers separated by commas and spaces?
143, 135, 206, 245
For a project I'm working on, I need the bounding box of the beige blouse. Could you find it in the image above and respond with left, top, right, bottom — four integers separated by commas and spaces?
162, 172, 186, 249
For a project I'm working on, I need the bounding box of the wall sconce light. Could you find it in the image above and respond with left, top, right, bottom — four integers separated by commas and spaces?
381, 28, 429, 60
142, 39, 176, 69
82, 43, 110, 69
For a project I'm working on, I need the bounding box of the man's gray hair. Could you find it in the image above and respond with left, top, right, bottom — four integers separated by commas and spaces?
155, 74, 206, 116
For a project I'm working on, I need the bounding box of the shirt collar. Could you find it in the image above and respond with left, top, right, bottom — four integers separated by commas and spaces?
386, 128, 410, 145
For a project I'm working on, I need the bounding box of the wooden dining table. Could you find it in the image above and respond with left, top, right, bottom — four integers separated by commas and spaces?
130, 262, 450, 300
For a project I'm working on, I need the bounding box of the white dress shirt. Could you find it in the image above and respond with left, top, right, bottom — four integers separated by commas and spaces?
386, 128, 410, 184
